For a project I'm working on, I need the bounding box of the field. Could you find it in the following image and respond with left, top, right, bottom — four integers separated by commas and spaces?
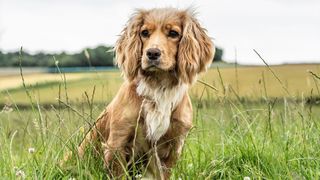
1, 63, 320, 179
1, 64, 319, 104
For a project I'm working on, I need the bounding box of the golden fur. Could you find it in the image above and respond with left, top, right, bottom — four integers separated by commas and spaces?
75, 8, 215, 179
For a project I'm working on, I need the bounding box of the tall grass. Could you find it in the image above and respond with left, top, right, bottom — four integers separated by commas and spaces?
0, 50, 320, 179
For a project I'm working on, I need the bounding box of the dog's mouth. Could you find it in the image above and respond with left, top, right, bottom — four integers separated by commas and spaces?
143, 60, 163, 71
142, 57, 176, 72
145, 65, 161, 71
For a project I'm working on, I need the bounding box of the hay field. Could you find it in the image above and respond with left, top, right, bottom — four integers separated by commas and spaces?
1, 64, 319, 105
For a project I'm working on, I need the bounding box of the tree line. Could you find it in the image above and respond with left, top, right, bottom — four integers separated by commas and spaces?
0, 45, 223, 67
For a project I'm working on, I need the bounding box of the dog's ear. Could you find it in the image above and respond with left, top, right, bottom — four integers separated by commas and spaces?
178, 10, 215, 84
115, 10, 145, 81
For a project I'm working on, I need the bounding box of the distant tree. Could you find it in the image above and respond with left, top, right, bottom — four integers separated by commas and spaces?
0, 45, 224, 67
0, 51, 4, 66
213, 47, 223, 62
86, 46, 114, 66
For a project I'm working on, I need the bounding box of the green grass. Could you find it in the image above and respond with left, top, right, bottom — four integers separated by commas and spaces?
1, 99, 320, 179
1, 64, 320, 179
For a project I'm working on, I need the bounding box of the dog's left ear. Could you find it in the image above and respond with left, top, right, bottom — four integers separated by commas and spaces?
178, 10, 215, 84
115, 10, 146, 81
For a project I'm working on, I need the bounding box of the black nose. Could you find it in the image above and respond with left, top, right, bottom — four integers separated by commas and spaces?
146, 48, 161, 61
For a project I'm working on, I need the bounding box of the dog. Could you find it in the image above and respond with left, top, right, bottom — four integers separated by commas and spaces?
76, 7, 214, 179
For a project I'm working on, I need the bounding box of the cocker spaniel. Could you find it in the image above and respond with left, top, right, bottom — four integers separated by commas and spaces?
76, 7, 215, 179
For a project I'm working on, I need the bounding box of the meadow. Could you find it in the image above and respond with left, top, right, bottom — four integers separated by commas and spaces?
0, 63, 320, 179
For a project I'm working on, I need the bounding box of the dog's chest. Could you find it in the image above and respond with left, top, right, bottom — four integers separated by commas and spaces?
136, 81, 187, 142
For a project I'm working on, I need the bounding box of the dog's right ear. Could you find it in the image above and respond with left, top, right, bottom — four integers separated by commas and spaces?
115, 10, 146, 81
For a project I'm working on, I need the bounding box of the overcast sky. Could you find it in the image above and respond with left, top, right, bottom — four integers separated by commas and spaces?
0, 0, 319, 65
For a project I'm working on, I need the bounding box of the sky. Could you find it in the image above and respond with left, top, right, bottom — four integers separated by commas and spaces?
0, 0, 319, 65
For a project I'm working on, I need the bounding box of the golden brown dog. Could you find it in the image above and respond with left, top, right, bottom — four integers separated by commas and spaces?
77, 7, 214, 179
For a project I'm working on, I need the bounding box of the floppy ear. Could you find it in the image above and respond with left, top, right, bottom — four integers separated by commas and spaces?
115, 10, 145, 81
178, 10, 215, 84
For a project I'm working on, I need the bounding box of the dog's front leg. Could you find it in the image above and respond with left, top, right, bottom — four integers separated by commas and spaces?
161, 134, 188, 179
102, 120, 134, 178
162, 94, 193, 179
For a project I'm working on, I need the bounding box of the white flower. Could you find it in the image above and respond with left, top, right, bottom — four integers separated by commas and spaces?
244, 176, 251, 180
135, 174, 142, 179
16, 170, 26, 179
28, 147, 35, 154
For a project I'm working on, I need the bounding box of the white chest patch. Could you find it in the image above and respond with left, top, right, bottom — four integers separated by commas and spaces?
136, 81, 187, 142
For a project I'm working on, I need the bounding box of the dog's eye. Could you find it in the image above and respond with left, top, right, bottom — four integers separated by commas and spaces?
141, 30, 149, 38
168, 30, 179, 38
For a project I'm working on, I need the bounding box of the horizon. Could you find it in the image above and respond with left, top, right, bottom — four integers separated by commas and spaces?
0, 0, 320, 65
1, 46, 320, 66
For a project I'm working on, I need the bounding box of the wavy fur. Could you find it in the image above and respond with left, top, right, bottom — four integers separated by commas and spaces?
74, 8, 215, 179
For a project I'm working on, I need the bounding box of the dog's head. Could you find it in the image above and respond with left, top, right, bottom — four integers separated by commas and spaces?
115, 8, 215, 84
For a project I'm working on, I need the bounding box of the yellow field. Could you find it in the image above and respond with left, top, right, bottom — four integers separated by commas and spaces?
0, 73, 90, 90
0, 64, 319, 105
195, 64, 320, 99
